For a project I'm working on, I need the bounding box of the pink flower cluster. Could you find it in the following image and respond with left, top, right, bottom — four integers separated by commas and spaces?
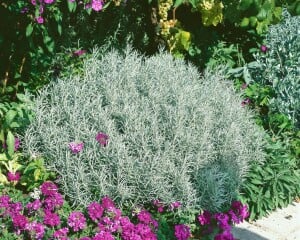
197, 201, 249, 240
0, 182, 158, 239
28, 0, 105, 24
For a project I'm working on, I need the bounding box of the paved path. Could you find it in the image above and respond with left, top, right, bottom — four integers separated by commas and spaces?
232, 201, 300, 240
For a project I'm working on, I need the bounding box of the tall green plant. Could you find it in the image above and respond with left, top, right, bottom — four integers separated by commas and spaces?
23, 47, 265, 211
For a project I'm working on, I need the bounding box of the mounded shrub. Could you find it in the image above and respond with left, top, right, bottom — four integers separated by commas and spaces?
23, 47, 265, 211
250, 10, 300, 128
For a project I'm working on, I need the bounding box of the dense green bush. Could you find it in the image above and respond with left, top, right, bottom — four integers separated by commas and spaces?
23, 47, 265, 211
249, 10, 300, 129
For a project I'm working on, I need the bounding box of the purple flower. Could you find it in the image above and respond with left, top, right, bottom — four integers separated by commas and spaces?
39, 5, 44, 14
198, 210, 211, 225
40, 181, 58, 196
43, 192, 64, 210
25, 221, 45, 240
260, 45, 268, 53
26, 199, 42, 212
214, 230, 235, 240
7, 172, 21, 183
44, 0, 55, 4
95, 132, 109, 147
241, 98, 251, 107
152, 199, 164, 213
229, 201, 249, 223
93, 231, 115, 240
137, 210, 152, 224
0, 195, 11, 214
35, 16, 44, 24
135, 223, 154, 237
73, 49, 86, 57
68, 211, 87, 232
69, 141, 84, 154
80, 237, 92, 240
91, 0, 103, 11
214, 213, 230, 231
88, 202, 104, 222
53, 227, 69, 239
174, 224, 191, 240
44, 209, 61, 227
31, 0, 36, 5
170, 201, 181, 211
12, 213, 28, 230
101, 196, 115, 209
20, 7, 29, 13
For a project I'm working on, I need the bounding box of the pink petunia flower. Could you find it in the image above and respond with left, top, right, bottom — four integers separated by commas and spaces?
35, 16, 44, 24
95, 132, 109, 147
68, 141, 84, 154
91, 0, 103, 11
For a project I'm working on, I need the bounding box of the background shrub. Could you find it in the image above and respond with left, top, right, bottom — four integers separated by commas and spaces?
249, 10, 300, 129
23, 47, 265, 211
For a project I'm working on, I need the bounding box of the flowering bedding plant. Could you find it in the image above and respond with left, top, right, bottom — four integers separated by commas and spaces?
0, 180, 249, 240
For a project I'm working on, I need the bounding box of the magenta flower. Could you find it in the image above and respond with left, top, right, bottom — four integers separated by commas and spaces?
260, 45, 268, 53
91, 0, 103, 11
12, 213, 29, 230
53, 227, 69, 239
101, 196, 115, 209
229, 201, 249, 223
35, 16, 44, 24
69, 141, 84, 154
87, 202, 104, 222
137, 210, 152, 224
40, 181, 58, 196
68, 211, 87, 232
7, 172, 21, 183
31, 0, 36, 5
152, 199, 164, 213
80, 237, 92, 240
25, 221, 45, 240
174, 224, 191, 240
26, 199, 42, 212
198, 210, 211, 225
93, 231, 114, 240
44, 0, 55, 4
170, 201, 181, 211
214, 213, 230, 231
95, 132, 109, 147
44, 209, 61, 227
73, 49, 87, 57
44, 192, 64, 210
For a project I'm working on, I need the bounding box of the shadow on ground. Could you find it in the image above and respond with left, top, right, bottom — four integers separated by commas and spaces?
232, 227, 270, 240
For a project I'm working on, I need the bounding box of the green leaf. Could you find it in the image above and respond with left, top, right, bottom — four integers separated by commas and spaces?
26, 23, 33, 37
6, 131, 15, 157
5, 110, 17, 127
67, 0, 77, 12
174, 0, 184, 8
251, 179, 264, 185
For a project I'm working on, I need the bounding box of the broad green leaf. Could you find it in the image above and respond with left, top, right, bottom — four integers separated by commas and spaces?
67, 0, 77, 12
26, 23, 33, 37
5, 110, 17, 126
6, 131, 15, 157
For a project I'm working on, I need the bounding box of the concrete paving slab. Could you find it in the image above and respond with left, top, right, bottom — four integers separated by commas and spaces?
232, 202, 300, 240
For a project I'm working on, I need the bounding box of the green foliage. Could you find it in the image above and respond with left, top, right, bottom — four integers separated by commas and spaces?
23, 47, 265, 211
240, 134, 300, 220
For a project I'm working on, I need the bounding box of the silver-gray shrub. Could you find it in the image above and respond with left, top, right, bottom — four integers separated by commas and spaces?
23, 47, 265, 212
250, 10, 300, 128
